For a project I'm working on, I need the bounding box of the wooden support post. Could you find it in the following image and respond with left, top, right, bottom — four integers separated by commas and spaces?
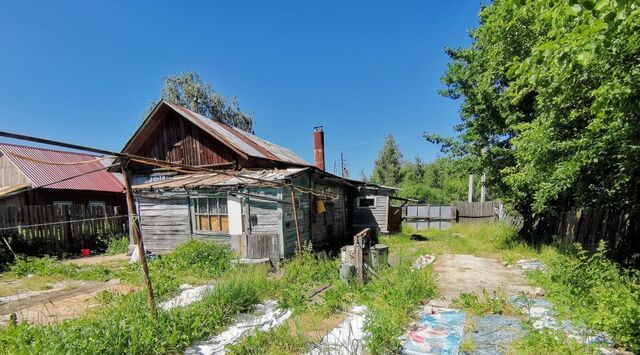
121, 163, 156, 316
353, 228, 370, 283
290, 187, 303, 255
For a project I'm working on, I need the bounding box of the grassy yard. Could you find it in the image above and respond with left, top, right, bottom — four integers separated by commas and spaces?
1, 223, 638, 354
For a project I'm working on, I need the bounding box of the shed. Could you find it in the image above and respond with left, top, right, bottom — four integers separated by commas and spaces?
133, 168, 354, 259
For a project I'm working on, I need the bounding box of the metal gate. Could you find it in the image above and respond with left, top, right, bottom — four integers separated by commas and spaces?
403, 205, 453, 230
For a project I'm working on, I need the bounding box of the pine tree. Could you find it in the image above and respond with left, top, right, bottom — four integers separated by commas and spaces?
371, 134, 403, 186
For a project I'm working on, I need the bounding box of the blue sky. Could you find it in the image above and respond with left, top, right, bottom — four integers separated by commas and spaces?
0, 0, 481, 177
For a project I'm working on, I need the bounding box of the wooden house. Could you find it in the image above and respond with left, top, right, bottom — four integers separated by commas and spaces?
0, 143, 126, 211
121, 100, 396, 259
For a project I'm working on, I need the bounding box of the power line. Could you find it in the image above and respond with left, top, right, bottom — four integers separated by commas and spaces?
0, 131, 353, 199
0, 214, 130, 231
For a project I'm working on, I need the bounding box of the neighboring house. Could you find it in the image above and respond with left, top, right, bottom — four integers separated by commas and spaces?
121, 100, 396, 259
0, 143, 126, 212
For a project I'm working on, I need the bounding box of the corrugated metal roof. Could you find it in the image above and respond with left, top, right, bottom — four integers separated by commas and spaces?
0, 143, 125, 192
133, 168, 308, 191
163, 101, 309, 166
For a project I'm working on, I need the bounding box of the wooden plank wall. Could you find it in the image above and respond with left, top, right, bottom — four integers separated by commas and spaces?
136, 112, 237, 166
453, 201, 500, 223
533, 207, 640, 262
245, 233, 280, 263
137, 196, 192, 253
352, 192, 390, 233
0, 204, 128, 256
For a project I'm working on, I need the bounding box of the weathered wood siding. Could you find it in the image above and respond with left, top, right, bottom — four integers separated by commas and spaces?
352, 190, 390, 233
0, 154, 31, 188
282, 186, 311, 258
134, 111, 237, 166
310, 183, 347, 244
137, 195, 192, 253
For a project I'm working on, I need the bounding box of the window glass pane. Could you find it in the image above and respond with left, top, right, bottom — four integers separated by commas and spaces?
209, 198, 218, 214
359, 198, 375, 207
218, 198, 228, 214
197, 198, 207, 214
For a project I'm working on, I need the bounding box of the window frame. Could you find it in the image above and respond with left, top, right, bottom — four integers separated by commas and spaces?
357, 196, 377, 208
88, 201, 106, 216
191, 196, 230, 235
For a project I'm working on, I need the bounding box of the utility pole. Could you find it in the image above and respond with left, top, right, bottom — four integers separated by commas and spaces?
480, 173, 487, 203
121, 162, 156, 316
468, 174, 474, 202
341, 153, 344, 178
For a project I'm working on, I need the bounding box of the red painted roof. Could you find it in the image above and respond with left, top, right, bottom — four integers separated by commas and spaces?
0, 143, 124, 193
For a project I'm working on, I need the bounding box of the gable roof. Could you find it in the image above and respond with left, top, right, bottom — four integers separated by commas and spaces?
122, 100, 310, 167
0, 143, 124, 192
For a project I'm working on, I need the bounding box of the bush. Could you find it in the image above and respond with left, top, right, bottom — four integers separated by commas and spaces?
529, 241, 640, 351
153, 239, 233, 279
9, 256, 77, 277
106, 236, 129, 255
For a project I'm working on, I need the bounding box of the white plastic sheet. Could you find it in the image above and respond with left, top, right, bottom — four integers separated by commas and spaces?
308, 305, 367, 355
159, 284, 214, 310
186, 300, 292, 355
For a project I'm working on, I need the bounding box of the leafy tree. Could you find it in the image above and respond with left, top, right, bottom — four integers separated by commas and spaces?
398, 157, 484, 204
147, 72, 254, 133
433, 0, 640, 219
371, 134, 403, 186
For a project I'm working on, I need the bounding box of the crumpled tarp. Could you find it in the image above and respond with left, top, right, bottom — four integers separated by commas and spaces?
412, 255, 436, 270
309, 305, 367, 355
400, 306, 465, 354
515, 259, 545, 271
186, 300, 292, 355
160, 284, 214, 310
512, 297, 614, 348
463, 315, 524, 355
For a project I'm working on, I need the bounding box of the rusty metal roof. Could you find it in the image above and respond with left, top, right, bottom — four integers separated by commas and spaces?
133, 168, 308, 191
161, 101, 309, 166
0, 143, 125, 192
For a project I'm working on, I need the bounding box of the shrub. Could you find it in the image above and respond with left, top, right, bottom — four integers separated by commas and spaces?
153, 239, 233, 279
105, 236, 129, 255
529, 241, 640, 351
9, 256, 77, 277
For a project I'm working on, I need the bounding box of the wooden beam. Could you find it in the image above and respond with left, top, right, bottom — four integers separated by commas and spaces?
290, 187, 302, 255
121, 163, 156, 316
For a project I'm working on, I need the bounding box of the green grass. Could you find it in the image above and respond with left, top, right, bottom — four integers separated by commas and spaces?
4, 224, 638, 353
382, 222, 549, 264
0, 240, 265, 354
510, 328, 596, 354
451, 290, 519, 317
105, 236, 129, 255
527, 241, 640, 352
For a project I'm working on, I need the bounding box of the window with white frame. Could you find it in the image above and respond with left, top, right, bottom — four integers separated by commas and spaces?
358, 196, 376, 208
192, 196, 229, 233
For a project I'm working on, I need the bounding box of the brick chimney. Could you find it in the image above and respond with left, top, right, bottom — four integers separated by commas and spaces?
313, 126, 325, 171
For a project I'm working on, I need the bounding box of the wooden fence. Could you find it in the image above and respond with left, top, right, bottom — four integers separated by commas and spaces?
243, 233, 280, 263
0, 204, 128, 257
531, 207, 640, 265
453, 201, 501, 223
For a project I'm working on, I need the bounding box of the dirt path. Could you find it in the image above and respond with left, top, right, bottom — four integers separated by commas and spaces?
0, 279, 137, 326
432, 254, 534, 305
